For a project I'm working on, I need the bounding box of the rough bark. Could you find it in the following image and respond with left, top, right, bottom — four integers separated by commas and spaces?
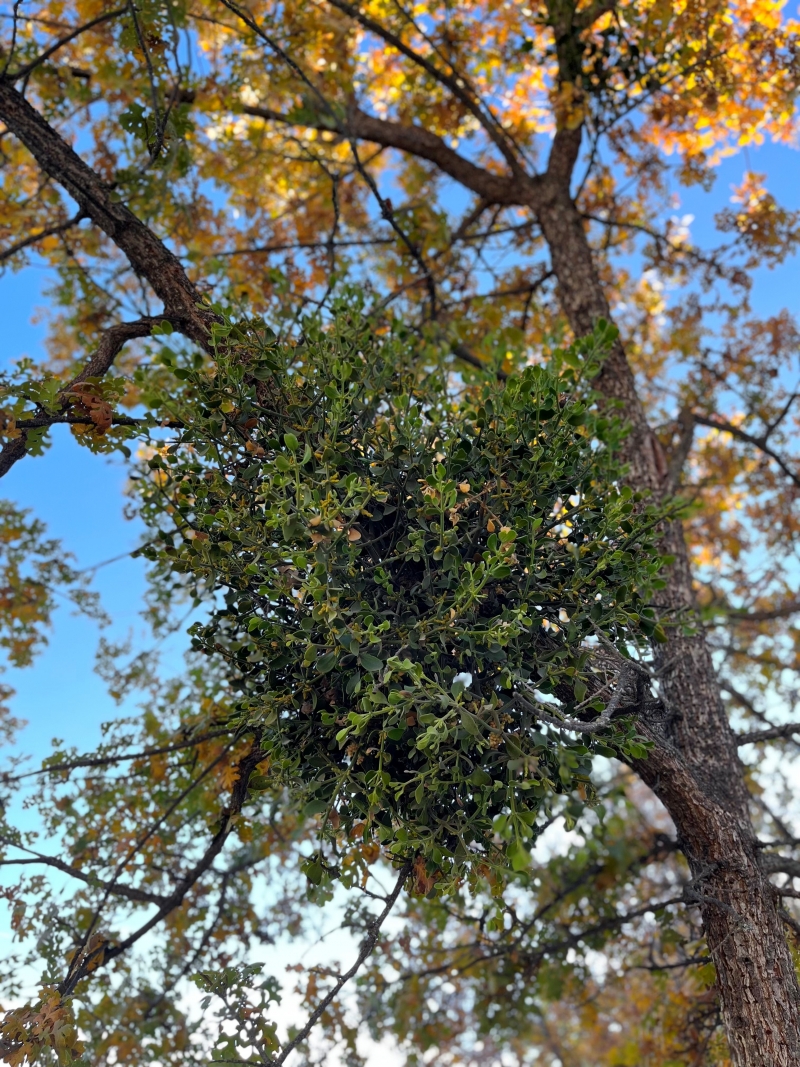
531, 125, 800, 1067
0, 81, 211, 348
0, 81, 215, 479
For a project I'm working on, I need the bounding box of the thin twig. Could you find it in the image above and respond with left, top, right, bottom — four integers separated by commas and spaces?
737, 722, 800, 746
6, 8, 126, 80
273, 859, 412, 1065
4, 727, 234, 781
0, 210, 85, 264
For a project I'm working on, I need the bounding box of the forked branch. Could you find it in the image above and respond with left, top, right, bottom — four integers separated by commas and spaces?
0, 316, 181, 480
693, 412, 800, 490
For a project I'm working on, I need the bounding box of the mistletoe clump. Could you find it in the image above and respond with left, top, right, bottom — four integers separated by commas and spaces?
140, 303, 666, 885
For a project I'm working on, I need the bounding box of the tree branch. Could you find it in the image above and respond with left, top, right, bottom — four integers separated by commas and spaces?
4, 727, 234, 781
5, 8, 126, 80
323, 0, 524, 177
0, 437, 28, 480
60, 736, 256, 995
274, 859, 412, 1066
574, 0, 618, 30
545, 126, 583, 187
450, 341, 508, 380
0, 844, 168, 906
737, 723, 800, 745
761, 855, 800, 879
69, 317, 168, 383
667, 406, 695, 488
693, 412, 800, 489
241, 103, 524, 207
0, 316, 182, 480
0, 82, 210, 345
513, 664, 643, 735
216, 235, 397, 256
711, 601, 800, 625
12, 413, 182, 429
0, 208, 85, 264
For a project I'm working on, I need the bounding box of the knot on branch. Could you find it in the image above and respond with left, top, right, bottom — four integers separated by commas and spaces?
512, 632, 668, 737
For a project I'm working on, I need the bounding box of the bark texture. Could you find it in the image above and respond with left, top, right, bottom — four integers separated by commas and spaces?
0, 82, 210, 347
533, 124, 800, 1067
0, 82, 213, 479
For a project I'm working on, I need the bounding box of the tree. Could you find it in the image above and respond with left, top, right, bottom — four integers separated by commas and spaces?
0, 0, 799, 1064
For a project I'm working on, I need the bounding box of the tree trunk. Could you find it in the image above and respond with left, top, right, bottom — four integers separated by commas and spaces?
2, 56, 798, 1064
531, 138, 800, 1066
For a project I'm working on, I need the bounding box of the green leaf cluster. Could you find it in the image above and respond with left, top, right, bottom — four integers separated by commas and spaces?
138, 299, 667, 886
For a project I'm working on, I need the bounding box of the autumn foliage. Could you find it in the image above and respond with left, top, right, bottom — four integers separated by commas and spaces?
0, 0, 800, 1063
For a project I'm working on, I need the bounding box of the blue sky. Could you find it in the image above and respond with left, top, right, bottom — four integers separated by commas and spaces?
1, 135, 799, 767
1, 271, 163, 762
678, 141, 800, 316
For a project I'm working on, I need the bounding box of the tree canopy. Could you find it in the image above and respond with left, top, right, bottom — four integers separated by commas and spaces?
0, 0, 800, 1064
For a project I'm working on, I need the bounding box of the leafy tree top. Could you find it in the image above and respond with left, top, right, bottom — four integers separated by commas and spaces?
1, 0, 800, 1061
